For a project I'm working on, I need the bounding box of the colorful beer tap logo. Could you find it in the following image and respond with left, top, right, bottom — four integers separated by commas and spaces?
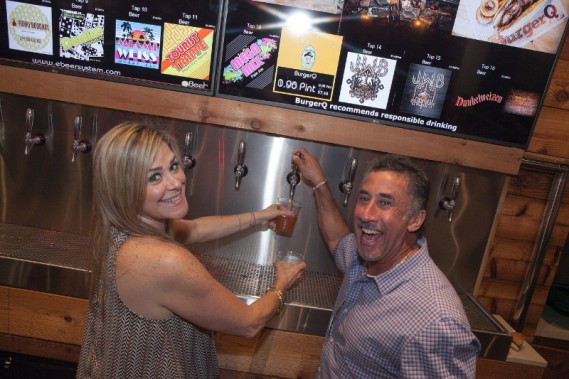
7, 1, 53, 55
222, 37, 278, 83
301, 45, 315, 70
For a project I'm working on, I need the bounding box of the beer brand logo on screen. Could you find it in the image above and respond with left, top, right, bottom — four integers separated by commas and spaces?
114, 20, 161, 69
161, 23, 214, 81
301, 46, 315, 70
399, 64, 452, 119
6, 1, 53, 55
347, 55, 389, 104
455, 92, 504, 108
59, 10, 105, 61
223, 38, 278, 83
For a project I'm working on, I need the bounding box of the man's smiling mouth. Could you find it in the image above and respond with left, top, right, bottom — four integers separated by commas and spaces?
360, 226, 382, 243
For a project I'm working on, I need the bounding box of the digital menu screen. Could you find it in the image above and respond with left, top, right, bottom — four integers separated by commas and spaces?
216, 0, 569, 148
0, 0, 222, 94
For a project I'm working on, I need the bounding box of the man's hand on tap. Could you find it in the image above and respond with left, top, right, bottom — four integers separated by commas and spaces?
292, 148, 326, 189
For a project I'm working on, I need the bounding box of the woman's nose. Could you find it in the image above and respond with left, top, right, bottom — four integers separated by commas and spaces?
166, 171, 185, 188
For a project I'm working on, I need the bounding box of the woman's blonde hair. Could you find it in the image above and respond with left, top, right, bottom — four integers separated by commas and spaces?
88, 122, 182, 299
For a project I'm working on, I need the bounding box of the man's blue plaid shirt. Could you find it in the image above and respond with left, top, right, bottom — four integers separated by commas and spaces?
317, 234, 480, 378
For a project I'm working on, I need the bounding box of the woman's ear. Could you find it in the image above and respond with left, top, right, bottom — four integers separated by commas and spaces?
407, 210, 426, 233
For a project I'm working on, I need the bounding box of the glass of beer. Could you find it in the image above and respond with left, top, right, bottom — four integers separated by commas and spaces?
275, 250, 305, 266
275, 197, 302, 237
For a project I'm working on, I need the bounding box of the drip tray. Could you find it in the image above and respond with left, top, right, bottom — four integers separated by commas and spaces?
194, 254, 342, 336
459, 292, 512, 360
0, 223, 511, 359
196, 254, 512, 359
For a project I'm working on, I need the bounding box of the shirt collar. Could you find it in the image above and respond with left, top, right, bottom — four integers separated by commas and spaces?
358, 236, 428, 295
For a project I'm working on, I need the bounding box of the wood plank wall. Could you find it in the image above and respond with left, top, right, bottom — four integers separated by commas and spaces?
477, 36, 569, 340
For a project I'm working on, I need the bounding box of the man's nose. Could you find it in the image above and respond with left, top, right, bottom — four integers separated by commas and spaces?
359, 202, 379, 220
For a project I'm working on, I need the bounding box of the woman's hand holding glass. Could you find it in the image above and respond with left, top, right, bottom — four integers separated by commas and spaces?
253, 204, 296, 230
273, 252, 306, 294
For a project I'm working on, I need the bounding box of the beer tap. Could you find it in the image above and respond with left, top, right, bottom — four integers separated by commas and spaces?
339, 157, 358, 206
286, 153, 301, 200
234, 140, 248, 191
183, 131, 196, 169
439, 176, 461, 222
71, 116, 92, 163
24, 108, 46, 155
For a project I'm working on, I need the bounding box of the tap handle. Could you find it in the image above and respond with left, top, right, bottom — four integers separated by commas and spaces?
24, 108, 45, 155
347, 157, 357, 182
71, 115, 92, 163
450, 176, 460, 200
339, 157, 358, 207
25, 108, 34, 134
234, 140, 248, 190
287, 154, 301, 199
439, 176, 461, 222
237, 140, 246, 165
73, 115, 82, 141
183, 132, 196, 169
72, 116, 82, 163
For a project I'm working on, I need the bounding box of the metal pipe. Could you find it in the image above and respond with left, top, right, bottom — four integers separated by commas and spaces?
511, 158, 569, 330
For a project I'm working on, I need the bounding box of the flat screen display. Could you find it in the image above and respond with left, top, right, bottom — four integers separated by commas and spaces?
216, 0, 569, 148
0, 0, 223, 94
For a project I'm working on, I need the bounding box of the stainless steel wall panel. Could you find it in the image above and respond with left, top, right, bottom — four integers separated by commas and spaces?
0, 93, 512, 357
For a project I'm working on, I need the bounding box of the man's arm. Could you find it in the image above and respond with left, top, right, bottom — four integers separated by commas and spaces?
292, 148, 350, 253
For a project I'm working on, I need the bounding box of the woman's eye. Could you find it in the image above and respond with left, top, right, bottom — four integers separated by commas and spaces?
171, 161, 180, 171
148, 173, 161, 183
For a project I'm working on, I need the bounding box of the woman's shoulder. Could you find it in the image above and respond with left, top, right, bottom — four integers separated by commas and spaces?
119, 235, 196, 270
121, 235, 172, 252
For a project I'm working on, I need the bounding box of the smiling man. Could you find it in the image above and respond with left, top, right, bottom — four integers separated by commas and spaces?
292, 149, 480, 378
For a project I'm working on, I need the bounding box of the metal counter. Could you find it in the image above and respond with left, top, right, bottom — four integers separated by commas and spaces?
0, 223, 512, 360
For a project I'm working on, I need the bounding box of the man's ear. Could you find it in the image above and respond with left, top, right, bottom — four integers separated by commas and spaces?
407, 210, 426, 233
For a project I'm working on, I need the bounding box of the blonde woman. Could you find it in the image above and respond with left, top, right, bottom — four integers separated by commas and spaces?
77, 122, 305, 378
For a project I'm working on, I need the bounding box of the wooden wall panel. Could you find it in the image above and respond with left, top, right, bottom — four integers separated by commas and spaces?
542, 59, 569, 111
0, 287, 8, 334
7, 288, 88, 346
479, 163, 569, 339
215, 330, 322, 378
528, 106, 569, 157
494, 194, 546, 242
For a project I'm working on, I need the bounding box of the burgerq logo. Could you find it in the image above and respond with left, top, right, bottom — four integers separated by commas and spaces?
7, 1, 53, 55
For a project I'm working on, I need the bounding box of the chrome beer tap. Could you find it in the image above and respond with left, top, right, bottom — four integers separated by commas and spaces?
24, 108, 46, 155
286, 153, 301, 200
234, 140, 248, 191
71, 115, 92, 162
439, 176, 461, 222
339, 157, 358, 206
183, 131, 196, 169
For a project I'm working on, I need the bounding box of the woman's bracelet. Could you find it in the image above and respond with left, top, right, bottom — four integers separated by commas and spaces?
312, 179, 328, 192
265, 286, 284, 314
237, 213, 257, 230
